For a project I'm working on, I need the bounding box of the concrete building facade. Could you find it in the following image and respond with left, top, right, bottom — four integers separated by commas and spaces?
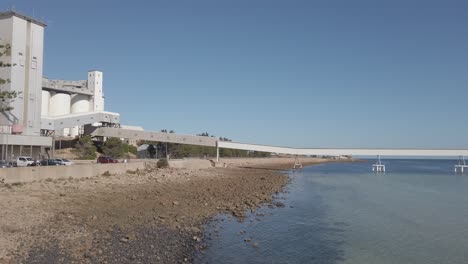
0, 11, 45, 137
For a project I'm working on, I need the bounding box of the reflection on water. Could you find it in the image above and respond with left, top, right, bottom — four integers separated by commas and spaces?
195, 159, 468, 264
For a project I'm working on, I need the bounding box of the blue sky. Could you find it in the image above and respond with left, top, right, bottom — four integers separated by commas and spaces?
2, 0, 468, 148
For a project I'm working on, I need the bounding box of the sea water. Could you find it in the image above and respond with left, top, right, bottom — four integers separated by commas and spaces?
195, 159, 468, 264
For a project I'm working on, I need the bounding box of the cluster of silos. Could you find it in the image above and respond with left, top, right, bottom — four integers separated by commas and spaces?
41, 91, 90, 137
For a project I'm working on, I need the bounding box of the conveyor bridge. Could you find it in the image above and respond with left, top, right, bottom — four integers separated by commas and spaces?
90, 127, 468, 160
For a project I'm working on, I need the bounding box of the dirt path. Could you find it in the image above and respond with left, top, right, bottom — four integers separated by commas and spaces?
0, 161, 300, 264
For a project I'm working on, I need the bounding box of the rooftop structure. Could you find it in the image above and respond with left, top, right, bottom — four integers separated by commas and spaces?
0, 11, 47, 27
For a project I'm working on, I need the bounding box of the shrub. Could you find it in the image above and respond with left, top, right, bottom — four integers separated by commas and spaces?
157, 158, 169, 169
122, 143, 137, 155
102, 138, 125, 158
74, 136, 97, 160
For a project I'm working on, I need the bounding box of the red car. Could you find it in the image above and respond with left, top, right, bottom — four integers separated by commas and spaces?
97, 156, 119, 164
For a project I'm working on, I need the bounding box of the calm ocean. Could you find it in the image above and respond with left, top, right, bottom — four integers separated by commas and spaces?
195, 159, 468, 264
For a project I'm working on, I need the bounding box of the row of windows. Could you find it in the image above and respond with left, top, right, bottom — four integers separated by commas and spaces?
17, 52, 39, 69
17, 52, 38, 60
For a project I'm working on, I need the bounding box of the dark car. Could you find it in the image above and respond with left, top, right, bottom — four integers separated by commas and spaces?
40, 159, 62, 166
97, 156, 119, 164
0, 160, 13, 168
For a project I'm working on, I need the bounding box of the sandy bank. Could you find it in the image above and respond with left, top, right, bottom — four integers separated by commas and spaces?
219, 157, 355, 170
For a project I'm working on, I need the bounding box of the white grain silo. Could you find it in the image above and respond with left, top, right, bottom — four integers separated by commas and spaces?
70, 94, 90, 137
41, 90, 50, 116
49, 92, 71, 136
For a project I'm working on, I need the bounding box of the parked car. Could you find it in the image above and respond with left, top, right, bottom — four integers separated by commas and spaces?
55, 158, 73, 166
0, 160, 13, 168
40, 159, 62, 166
16, 156, 35, 167
97, 156, 119, 164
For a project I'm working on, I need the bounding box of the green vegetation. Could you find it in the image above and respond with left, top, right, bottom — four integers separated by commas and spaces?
101, 137, 136, 158
122, 143, 137, 155
73, 131, 267, 161
0, 43, 20, 112
102, 137, 124, 158
74, 136, 97, 160
138, 130, 270, 159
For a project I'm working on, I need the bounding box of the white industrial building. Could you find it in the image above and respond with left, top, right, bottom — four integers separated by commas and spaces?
41, 70, 105, 137
0, 11, 120, 160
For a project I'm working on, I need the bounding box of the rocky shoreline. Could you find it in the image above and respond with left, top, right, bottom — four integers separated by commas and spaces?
0, 158, 333, 264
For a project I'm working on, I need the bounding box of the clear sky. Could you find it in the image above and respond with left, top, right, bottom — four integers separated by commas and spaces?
2, 0, 467, 148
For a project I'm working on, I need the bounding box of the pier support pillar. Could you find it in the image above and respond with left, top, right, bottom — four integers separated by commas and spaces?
216, 142, 219, 163
455, 156, 468, 174
293, 155, 303, 170
372, 155, 385, 173
51, 137, 55, 158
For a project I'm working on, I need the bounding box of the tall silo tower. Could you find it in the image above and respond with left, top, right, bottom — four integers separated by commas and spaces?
0, 11, 46, 137
88, 70, 104, 112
